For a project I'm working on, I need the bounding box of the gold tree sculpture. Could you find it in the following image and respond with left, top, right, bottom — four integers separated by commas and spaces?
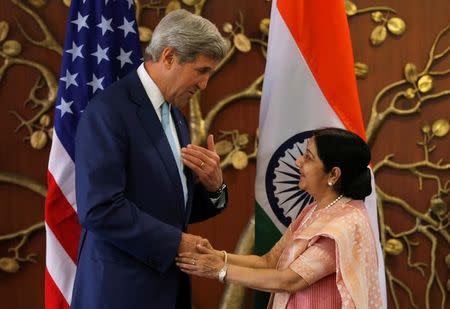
366, 22, 450, 309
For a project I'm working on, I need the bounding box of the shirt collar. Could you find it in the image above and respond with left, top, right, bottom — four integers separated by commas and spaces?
137, 62, 165, 113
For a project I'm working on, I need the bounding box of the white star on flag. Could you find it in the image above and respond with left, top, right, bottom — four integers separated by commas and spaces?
117, 48, 133, 68
118, 17, 136, 38
71, 12, 89, 32
60, 69, 79, 89
91, 44, 110, 64
97, 16, 113, 36
87, 74, 105, 93
66, 42, 84, 62
126, 0, 134, 9
56, 98, 74, 117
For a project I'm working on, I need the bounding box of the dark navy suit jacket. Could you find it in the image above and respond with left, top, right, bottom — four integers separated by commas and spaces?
71, 71, 227, 309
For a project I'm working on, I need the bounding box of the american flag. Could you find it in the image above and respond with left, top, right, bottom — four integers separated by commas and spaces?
44, 0, 141, 307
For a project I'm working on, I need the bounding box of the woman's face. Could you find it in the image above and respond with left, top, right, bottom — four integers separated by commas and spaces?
295, 137, 329, 197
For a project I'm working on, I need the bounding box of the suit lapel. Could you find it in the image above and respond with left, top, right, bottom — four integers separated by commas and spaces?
126, 71, 185, 217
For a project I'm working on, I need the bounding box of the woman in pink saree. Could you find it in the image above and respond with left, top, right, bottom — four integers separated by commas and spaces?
177, 128, 383, 308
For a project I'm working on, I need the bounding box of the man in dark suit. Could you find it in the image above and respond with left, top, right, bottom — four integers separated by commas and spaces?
71, 9, 229, 309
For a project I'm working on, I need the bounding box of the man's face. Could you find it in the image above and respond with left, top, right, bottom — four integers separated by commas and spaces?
164, 53, 218, 108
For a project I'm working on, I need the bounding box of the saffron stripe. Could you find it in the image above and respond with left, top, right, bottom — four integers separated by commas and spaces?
277, 0, 366, 139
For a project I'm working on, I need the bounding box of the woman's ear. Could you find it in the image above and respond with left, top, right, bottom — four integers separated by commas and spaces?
328, 167, 341, 186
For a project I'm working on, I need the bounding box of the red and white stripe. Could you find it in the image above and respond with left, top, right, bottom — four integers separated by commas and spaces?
256, 0, 387, 306
45, 133, 81, 308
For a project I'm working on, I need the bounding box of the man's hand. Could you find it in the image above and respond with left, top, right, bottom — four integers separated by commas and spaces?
181, 134, 223, 193
178, 233, 209, 254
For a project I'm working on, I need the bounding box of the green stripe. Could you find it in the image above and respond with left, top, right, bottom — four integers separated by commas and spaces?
254, 202, 283, 309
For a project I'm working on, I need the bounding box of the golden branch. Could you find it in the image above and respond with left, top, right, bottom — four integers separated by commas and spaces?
0, 171, 46, 271
423, 22, 450, 73
204, 74, 263, 131
386, 268, 418, 309
353, 7, 397, 16
11, 0, 63, 55
0, 171, 47, 197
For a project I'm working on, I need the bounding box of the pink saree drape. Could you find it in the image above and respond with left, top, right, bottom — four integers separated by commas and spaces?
270, 199, 383, 308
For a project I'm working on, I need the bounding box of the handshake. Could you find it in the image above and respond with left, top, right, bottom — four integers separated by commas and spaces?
176, 232, 228, 281
177, 232, 212, 253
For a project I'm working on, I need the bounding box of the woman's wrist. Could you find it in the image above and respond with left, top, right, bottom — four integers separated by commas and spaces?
221, 250, 228, 264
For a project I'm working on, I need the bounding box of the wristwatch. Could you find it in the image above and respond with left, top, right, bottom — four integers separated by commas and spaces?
218, 263, 228, 283
208, 182, 227, 199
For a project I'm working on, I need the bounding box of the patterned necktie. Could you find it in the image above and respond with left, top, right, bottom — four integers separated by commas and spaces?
161, 102, 188, 205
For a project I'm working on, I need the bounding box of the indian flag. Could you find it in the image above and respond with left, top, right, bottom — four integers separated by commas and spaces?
254, 0, 387, 307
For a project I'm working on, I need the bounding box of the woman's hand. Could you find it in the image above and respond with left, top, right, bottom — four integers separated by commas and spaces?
176, 245, 225, 280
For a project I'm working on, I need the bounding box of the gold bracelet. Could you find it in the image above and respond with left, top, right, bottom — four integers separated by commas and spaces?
221, 250, 228, 264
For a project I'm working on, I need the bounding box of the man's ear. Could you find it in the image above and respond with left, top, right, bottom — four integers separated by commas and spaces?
161, 47, 175, 68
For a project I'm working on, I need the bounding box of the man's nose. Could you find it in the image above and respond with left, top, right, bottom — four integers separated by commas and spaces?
198, 76, 209, 90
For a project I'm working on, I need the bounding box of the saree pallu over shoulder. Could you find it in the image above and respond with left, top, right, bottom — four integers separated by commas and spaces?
273, 200, 383, 309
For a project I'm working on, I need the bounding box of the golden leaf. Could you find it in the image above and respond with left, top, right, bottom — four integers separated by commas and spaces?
430, 197, 447, 216
384, 239, 404, 255
445, 254, 450, 268
165, 1, 181, 15
404, 88, 415, 99
138, 26, 153, 43
431, 119, 449, 137
344, 0, 357, 16
0, 258, 20, 273
63, 0, 71, 7
387, 17, 406, 36
371, 11, 384, 23
0, 21, 9, 42
237, 134, 249, 146
182, 0, 200, 6
418, 75, 433, 93
28, 0, 47, 8
215, 140, 233, 156
403, 63, 418, 84
222, 22, 233, 34
40, 114, 51, 127
447, 278, 450, 292
30, 131, 48, 150
421, 124, 430, 134
2, 40, 22, 57
259, 18, 270, 35
233, 33, 251, 53
231, 151, 248, 170
370, 25, 387, 46
354, 62, 368, 78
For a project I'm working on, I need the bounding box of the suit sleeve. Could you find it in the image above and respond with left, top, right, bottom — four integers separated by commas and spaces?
188, 184, 228, 223
75, 100, 180, 273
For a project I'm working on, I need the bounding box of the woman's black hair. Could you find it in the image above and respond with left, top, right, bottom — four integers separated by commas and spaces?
313, 127, 372, 200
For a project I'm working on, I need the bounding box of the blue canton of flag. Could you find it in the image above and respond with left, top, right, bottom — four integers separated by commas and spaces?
55, 0, 142, 161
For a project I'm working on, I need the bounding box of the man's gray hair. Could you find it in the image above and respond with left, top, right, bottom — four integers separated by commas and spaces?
144, 9, 229, 63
